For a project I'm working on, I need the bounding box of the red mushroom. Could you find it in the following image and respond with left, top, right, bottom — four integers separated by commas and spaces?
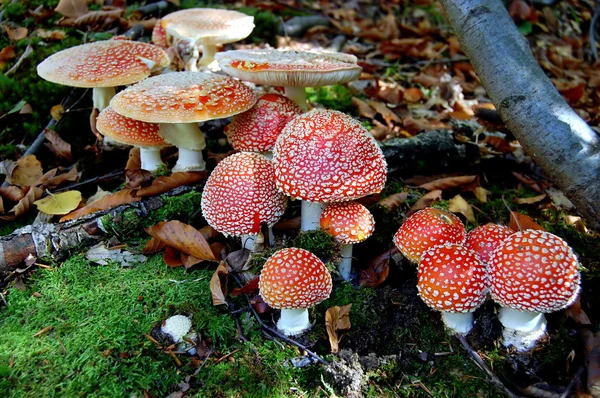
489, 229, 581, 351
273, 109, 387, 231
320, 201, 374, 281
393, 208, 466, 264
259, 247, 332, 335
201, 152, 285, 251
418, 244, 487, 334
465, 223, 514, 265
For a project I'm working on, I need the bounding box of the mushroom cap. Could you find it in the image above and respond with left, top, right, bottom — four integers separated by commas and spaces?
161, 315, 192, 343
393, 208, 466, 263
201, 152, 286, 237
110, 72, 257, 123
465, 223, 514, 264
418, 244, 487, 313
273, 109, 387, 202
259, 247, 332, 310
216, 49, 362, 87
152, 21, 169, 48
320, 202, 375, 244
96, 107, 168, 147
225, 93, 303, 152
161, 8, 254, 45
489, 229, 581, 313
37, 40, 169, 88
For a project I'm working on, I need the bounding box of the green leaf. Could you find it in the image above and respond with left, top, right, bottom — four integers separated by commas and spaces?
518, 21, 533, 36
7, 99, 26, 115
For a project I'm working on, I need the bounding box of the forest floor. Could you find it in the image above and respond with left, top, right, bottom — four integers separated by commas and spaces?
0, 0, 599, 397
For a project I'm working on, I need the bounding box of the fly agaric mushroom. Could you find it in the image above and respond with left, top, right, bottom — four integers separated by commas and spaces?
259, 247, 332, 336
273, 109, 387, 231
216, 49, 361, 109
320, 201, 375, 281
201, 152, 286, 251
96, 108, 169, 173
489, 229, 581, 351
393, 208, 466, 264
158, 8, 254, 70
225, 93, 303, 158
110, 72, 256, 172
418, 244, 487, 334
465, 223, 514, 265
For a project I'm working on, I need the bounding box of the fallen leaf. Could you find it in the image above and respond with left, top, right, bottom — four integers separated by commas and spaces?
210, 262, 229, 306
0, 186, 43, 221
19, 103, 33, 114
6, 26, 28, 41
508, 211, 545, 232
325, 304, 352, 354
136, 171, 207, 197
369, 119, 393, 140
513, 194, 547, 205
564, 296, 591, 325
419, 175, 477, 191
511, 172, 543, 193
232, 277, 260, 296
0, 197, 4, 213
545, 187, 574, 209
250, 294, 271, 314
360, 247, 397, 288
367, 100, 401, 127
0, 159, 17, 178
164, 247, 183, 267
145, 220, 216, 261
125, 147, 141, 171
181, 252, 204, 269
403, 87, 423, 103
273, 216, 301, 231
224, 249, 250, 274
60, 189, 140, 221
473, 187, 490, 203
561, 214, 588, 234
55, 0, 91, 18
406, 189, 442, 217
0, 186, 26, 202
199, 225, 220, 241
7, 155, 44, 187
126, 169, 153, 190
86, 243, 146, 267
50, 104, 64, 122
37, 166, 79, 190
352, 97, 376, 119
143, 237, 166, 254
0, 46, 16, 63
36, 29, 66, 41
44, 129, 72, 162
35, 190, 82, 215
377, 192, 409, 212
87, 186, 110, 204
448, 194, 476, 223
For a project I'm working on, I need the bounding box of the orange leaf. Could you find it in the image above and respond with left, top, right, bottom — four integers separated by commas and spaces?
125, 147, 141, 171
352, 97, 376, 119
406, 190, 442, 217
210, 262, 229, 306
37, 166, 79, 190
360, 247, 397, 288
0, 186, 26, 202
0, 46, 16, 63
164, 247, 183, 267
60, 189, 139, 222
367, 100, 401, 127
6, 26, 28, 41
44, 129, 72, 162
181, 252, 204, 269
143, 237, 166, 254
418, 175, 477, 191
508, 211, 545, 232
325, 304, 352, 354
377, 192, 409, 212
0, 186, 43, 221
136, 171, 207, 197
145, 220, 216, 261
232, 276, 260, 296
403, 87, 423, 103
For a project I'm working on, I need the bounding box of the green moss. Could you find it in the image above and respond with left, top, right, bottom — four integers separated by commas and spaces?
306, 85, 355, 113
317, 283, 376, 328
237, 7, 279, 46
292, 229, 337, 261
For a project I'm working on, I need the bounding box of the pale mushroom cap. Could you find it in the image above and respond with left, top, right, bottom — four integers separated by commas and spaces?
320, 202, 375, 244
225, 93, 303, 152
489, 229, 581, 313
161, 8, 254, 45
161, 315, 192, 343
418, 244, 487, 313
273, 109, 387, 202
152, 21, 168, 48
37, 40, 169, 88
216, 49, 362, 87
201, 152, 286, 237
96, 108, 167, 147
259, 247, 332, 310
393, 208, 466, 263
465, 223, 514, 265
109, 72, 257, 123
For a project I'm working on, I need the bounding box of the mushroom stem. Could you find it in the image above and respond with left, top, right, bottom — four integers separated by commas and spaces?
440, 312, 474, 335
242, 234, 257, 251
198, 44, 218, 66
92, 86, 116, 112
174, 148, 205, 172
338, 244, 353, 281
498, 307, 547, 351
285, 86, 308, 110
277, 308, 311, 336
158, 123, 206, 172
301, 201, 324, 231
139, 147, 165, 173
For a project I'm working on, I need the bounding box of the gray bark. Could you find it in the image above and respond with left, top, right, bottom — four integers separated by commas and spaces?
440, 0, 600, 229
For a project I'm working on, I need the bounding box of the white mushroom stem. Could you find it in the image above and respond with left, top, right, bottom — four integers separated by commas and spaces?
139, 147, 165, 173
301, 201, 324, 231
498, 307, 547, 352
158, 123, 206, 172
277, 308, 311, 336
92, 86, 116, 111
440, 312, 474, 335
285, 86, 308, 110
338, 244, 353, 281
198, 44, 218, 66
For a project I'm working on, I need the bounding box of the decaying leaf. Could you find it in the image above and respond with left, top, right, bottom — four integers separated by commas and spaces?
60, 189, 140, 221
0, 187, 43, 221
50, 104, 64, 122
367, 99, 401, 127
232, 277, 260, 296
513, 194, 546, 205
36, 29, 66, 41
164, 247, 183, 268
0, 186, 26, 202
508, 211, 545, 232
145, 220, 216, 261
126, 169, 153, 190
352, 97, 376, 118
86, 243, 146, 267
418, 175, 477, 191
377, 192, 409, 212
210, 262, 229, 306
6, 26, 28, 41
44, 129, 72, 162
55, 0, 91, 18
406, 189, 442, 217
36, 166, 79, 190
87, 186, 111, 204
7, 155, 44, 187
0, 160, 17, 178
34, 190, 82, 215
136, 171, 207, 197
325, 304, 352, 354
360, 247, 398, 288
448, 194, 476, 223
125, 147, 141, 171
473, 187, 490, 203
143, 237, 166, 254
0, 46, 16, 63
273, 216, 301, 231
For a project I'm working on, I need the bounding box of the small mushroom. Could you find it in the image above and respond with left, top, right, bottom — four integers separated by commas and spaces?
465, 223, 514, 265
393, 208, 466, 264
489, 229, 581, 351
418, 244, 487, 335
259, 248, 332, 336
320, 201, 375, 281
161, 314, 192, 343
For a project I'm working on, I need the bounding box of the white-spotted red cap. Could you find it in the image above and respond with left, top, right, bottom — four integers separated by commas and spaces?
110, 72, 256, 123
152, 21, 168, 48
201, 152, 285, 237
225, 93, 303, 152
273, 109, 387, 202
37, 40, 169, 88
96, 108, 168, 147
320, 202, 374, 244
160, 8, 254, 45
418, 244, 487, 313
394, 208, 466, 263
465, 223, 514, 264
489, 229, 580, 313
259, 247, 332, 309
216, 49, 361, 87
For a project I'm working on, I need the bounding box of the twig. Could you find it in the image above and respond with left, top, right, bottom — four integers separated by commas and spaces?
213, 349, 240, 364
456, 334, 519, 398
559, 366, 584, 398
590, 6, 600, 62
5, 45, 33, 76
53, 170, 124, 193
364, 55, 469, 69
0, 293, 7, 307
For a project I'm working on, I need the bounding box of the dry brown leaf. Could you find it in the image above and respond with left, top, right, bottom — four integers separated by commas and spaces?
59, 189, 139, 221
136, 171, 207, 197
0, 159, 17, 177
511, 172, 544, 193
210, 262, 229, 306
403, 87, 423, 103
360, 247, 397, 288
6, 26, 28, 41
377, 192, 409, 212
50, 104, 64, 122
209, 242, 225, 260
473, 187, 490, 203
0, 46, 16, 63
19, 103, 33, 114
125, 147, 141, 171
125, 169, 153, 190
8, 155, 44, 187
163, 247, 183, 267
406, 189, 443, 217
513, 194, 547, 205
369, 120, 393, 141
143, 237, 166, 254
38, 166, 79, 190
145, 220, 216, 261
63, 9, 123, 28
0, 186, 43, 221
508, 211, 546, 232
232, 277, 260, 297
55, 0, 91, 18
181, 253, 204, 269
448, 194, 476, 223
44, 129, 72, 162
0, 196, 4, 214
564, 296, 591, 325
325, 304, 352, 354
0, 186, 26, 202
352, 97, 376, 119
273, 216, 301, 231
367, 100, 401, 127
36, 29, 67, 41
199, 225, 220, 241
418, 175, 477, 191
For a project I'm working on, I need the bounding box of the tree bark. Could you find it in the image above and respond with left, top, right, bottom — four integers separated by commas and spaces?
439, 0, 600, 230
